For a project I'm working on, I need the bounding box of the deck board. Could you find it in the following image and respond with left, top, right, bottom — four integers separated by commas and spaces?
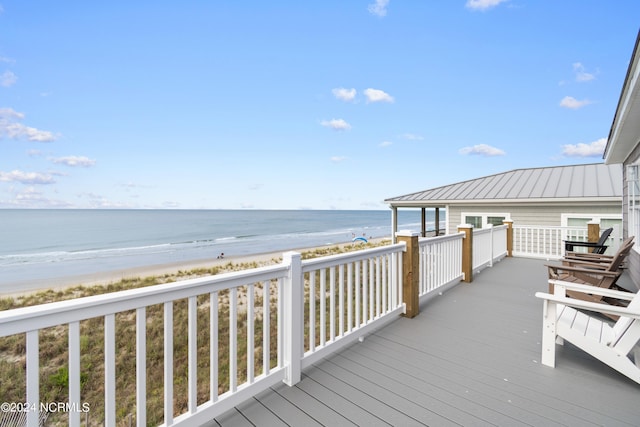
213, 257, 640, 426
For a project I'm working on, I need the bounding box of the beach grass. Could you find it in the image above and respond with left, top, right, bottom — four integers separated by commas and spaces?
0, 240, 388, 426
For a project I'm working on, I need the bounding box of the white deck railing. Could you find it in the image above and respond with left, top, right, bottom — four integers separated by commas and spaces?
0, 244, 406, 427
512, 226, 587, 259
418, 233, 464, 298
3, 223, 600, 426
472, 224, 508, 272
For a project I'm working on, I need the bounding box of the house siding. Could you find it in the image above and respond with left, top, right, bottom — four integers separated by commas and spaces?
447, 204, 622, 234
623, 143, 640, 290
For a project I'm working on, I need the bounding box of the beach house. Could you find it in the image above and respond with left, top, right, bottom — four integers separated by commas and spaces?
603, 29, 640, 289
385, 163, 623, 248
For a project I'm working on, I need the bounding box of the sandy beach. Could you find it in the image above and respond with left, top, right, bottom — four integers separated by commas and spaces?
1, 238, 390, 299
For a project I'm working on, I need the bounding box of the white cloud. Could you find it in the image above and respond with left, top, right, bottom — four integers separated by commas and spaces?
368, 0, 389, 17
0, 170, 56, 184
459, 144, 506, 156
559, 96, 592, 109
0, 56, 14, 64
0, 108, 58, 142
400, 133, 424, 140
363, 88, 394, 103
50, 156, 96, 167
332, 87, 357, 102
465, 0, 508, 11
6, 123, 57, 141
0, 107, 24, 120
330, 156, 347, 162
379, 141, 393, 147
561, 137, 606, 157
0, 186, 72, 208
573, 62, 595, 82
1, 71, 17, 87
321, 118, 352, 131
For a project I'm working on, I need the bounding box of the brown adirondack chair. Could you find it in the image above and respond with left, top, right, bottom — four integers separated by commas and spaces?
546, 237, 635, 319
563, 236, 634, 269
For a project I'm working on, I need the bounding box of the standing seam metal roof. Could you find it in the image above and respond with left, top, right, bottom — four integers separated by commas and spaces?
385, 163, 622, 203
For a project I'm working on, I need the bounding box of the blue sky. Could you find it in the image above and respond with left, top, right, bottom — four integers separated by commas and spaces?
1, 1, 638, 210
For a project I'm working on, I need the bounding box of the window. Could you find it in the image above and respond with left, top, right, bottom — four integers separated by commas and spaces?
487, 216, 507, 227
463, 213, 509, 229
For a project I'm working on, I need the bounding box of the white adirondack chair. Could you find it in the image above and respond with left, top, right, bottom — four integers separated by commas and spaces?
535, 280, 640, 384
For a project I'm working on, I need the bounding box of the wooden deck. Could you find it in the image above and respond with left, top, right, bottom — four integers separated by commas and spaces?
210, 257, 640, 426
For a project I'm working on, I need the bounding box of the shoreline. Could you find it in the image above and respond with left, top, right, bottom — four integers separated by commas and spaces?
1, 237, 390, 299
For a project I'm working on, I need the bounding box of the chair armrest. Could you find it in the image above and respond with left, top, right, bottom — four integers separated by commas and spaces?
545, 264, 619, 277
535, 291, 640, 319
548, 279, 636, 300
564, 252, 613, 260
560, 259, 609, 269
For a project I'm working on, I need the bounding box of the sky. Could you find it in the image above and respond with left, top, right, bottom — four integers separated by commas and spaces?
1, 1, 639, 210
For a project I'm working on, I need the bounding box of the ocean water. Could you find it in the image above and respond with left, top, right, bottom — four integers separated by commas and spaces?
0, 209, 435, 292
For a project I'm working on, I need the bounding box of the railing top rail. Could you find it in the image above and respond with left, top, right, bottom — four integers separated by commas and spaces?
418, 232, 464, 246
0, 263, 289, 337
513, 225, 587, 230
301, 243, 406, 272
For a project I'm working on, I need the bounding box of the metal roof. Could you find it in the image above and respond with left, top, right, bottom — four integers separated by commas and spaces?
385, 163, 622, 206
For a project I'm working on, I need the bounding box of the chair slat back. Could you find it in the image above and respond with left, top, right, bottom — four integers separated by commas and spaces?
606, 237, 635, 272
593, 228, 613, 254
610, 294, 640, 351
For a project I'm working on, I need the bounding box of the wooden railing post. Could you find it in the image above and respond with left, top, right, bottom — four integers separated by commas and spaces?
503, 220, 513, 257
396, 231, 420, 318
282, 251, 302, 386
587, 221, 600, 253
458, 225, 473, 282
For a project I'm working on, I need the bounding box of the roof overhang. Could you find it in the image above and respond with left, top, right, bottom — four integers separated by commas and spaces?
604, 30, 640, 164
385, 197, 622, 208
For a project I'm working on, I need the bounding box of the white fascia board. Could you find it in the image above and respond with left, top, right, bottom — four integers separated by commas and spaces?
386, 197, 621, 207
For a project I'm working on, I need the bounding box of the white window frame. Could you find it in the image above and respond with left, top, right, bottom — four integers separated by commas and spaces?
461, 212, 511, 229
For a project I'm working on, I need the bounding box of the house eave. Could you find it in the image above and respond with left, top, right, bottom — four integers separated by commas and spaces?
385, 197, 622, 208
604, 29, 640, 164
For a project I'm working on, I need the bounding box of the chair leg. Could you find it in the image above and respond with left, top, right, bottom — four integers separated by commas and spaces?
541, 301, 557, 367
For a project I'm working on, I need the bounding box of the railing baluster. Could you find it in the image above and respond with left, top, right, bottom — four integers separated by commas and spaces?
247, 284, 255, 384
277, 278, 284, 368
362, 260, 368, 323
164, 301, 174, 424
309, 272, 315, 351
229, 288, 237, 392
262, 281, 270, 376
355, 260, 361, 328
347, 262, 353, 333
210, 292, 218, 402
26, 330, 39, 427
385, 255, 390, 311
329, 266, 335, 341
104, 314, 116, 427
188, 296, 198, 412
376, 256, 381, 317
338, 264, 344, 337
369, 259, 374, 321
320, 269, 326, 346
136, 307, 146, 427
69, 321, 80, 427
